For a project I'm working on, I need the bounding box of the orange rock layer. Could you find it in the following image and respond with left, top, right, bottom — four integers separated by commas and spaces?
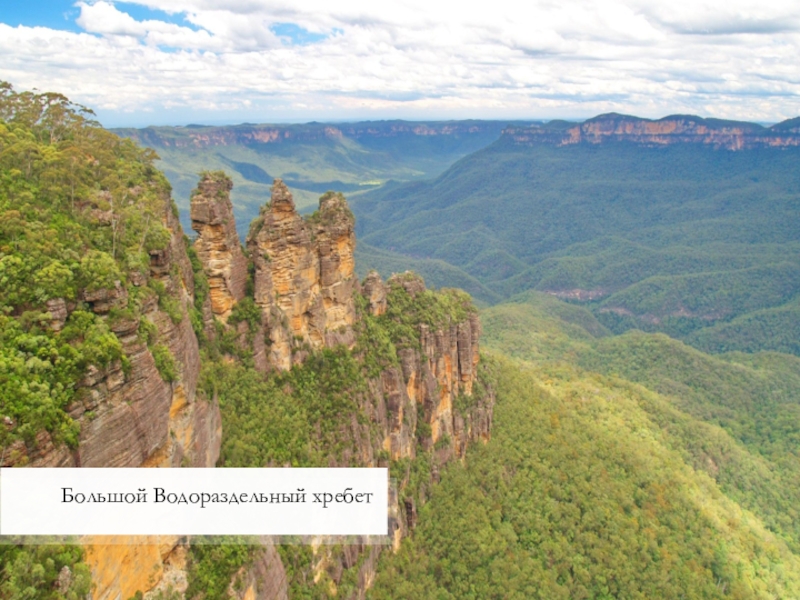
506, 113, 800, 150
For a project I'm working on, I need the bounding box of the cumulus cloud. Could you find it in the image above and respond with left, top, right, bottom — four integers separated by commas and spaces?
0, 0, 799, 125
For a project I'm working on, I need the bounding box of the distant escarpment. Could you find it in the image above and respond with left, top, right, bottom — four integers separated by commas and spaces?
505, 113, 800, 149
115, 120, 512, 150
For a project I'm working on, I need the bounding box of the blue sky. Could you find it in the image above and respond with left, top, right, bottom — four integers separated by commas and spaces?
2, 1, 200, 31
1, 1, 799, 127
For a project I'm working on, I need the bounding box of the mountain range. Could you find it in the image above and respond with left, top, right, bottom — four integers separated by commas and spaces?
4, 82, 800, 599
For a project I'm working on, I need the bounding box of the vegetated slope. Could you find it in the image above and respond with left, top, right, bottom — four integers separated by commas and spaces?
370, 293, 800, 598
482, 292, 800, 553
370, 355, 800, 599
351, 114, 800, 355
114, 120, 527, 240
355, 242, 502, 306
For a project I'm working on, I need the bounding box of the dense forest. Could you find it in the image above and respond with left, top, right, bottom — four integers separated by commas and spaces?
371, 293, 800, 599
351, 134, 800, 356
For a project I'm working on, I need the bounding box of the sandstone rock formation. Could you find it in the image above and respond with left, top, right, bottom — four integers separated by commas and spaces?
362, 270, 387, 316
190, 172, 248, 323
246, 180, 356, 370
370, 273, 490, 464
506, 113, 800, 149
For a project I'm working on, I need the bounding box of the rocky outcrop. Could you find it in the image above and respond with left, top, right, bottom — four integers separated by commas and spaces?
232, 543, 289, 600
190, 172, 248, 322
374, 273, 490, 462
362, 271, 387, 316
246, 180, 356, 370
505, 113, 800, 150
3, 200, 220, 471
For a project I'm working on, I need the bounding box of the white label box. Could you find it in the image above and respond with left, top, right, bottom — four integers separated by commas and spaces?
0, 468, 388, 536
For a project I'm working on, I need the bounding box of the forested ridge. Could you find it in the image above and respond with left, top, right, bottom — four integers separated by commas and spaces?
0, 83, 182, 598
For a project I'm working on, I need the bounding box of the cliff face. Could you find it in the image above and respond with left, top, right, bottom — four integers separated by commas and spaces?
505, 113, 800, 149
3, 192, 222, 600
372, 273, 489, 462
3, 197, 220, 471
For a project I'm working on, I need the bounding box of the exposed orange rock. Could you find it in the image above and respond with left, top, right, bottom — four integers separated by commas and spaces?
83, 537, 171, 600
247, 180, 356, 370
190, 172, 248, 322
352, 272, 491, 469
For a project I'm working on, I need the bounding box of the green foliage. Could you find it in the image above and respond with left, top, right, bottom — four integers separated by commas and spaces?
185, 538, 256, 600
277, 545, 332, 599
202, 361, 310, 468
482, 293, 800, 556
185, 240, 210, 343
152, 280, 183, 324
0, 308, 124, 448
687, 298, 800, 355
137, 317, 158, 346
379, 276, 474, 350
227, 297, 261, 333
78, 250, 121, 292
151, 344, 178, 383
355, 242, 501, 306
353, 294, 399, 378
0, 81, 187, 448
0, 543, 91, 600
577, 332, 800, 464
370, 355, 800, 599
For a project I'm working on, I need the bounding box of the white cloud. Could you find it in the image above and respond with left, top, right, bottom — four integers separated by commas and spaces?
0, 0, 799, 125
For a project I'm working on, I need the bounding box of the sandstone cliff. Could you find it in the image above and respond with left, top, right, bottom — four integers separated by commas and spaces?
505, 113, 800, 149
2, 189, 223, 600
245, 180, 357, 370
190, 172, 248, 324
3, 193, 220, 471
